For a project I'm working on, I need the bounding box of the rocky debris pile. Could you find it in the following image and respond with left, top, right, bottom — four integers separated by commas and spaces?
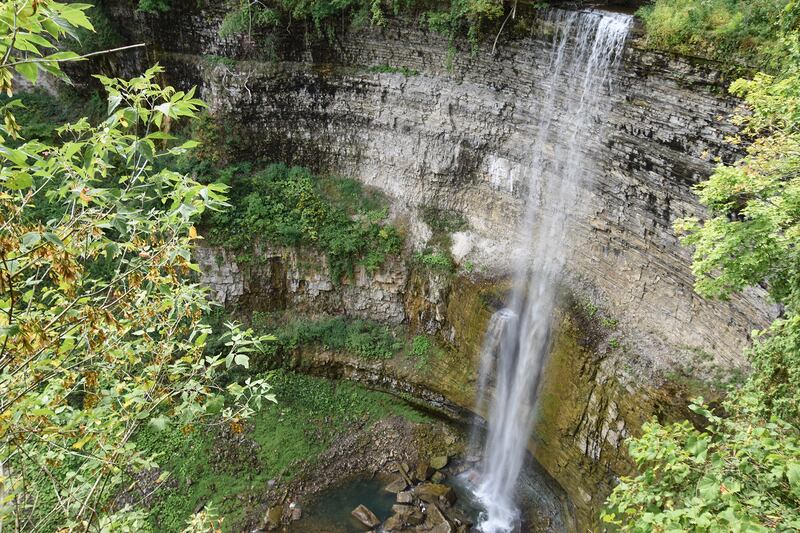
352, 456, 473, 532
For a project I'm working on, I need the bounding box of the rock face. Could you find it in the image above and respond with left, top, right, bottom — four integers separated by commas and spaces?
194, 243, 407, 323
106, 1, 772, 372
97, 1, 776, 529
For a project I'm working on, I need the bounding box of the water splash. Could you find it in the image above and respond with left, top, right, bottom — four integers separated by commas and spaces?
471, 10, 632, 532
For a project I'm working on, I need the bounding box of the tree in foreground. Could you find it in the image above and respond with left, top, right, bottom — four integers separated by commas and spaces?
604, 2, 800, 531
0, 2, 272, 530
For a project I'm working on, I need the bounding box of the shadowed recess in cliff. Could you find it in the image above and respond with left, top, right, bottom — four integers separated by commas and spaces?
469, 9, 632, 532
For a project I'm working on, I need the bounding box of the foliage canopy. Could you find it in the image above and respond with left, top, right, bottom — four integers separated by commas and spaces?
0, 2, 272, 530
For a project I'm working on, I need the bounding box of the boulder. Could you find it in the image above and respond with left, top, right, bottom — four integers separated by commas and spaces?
383, 513, 405, 531
431, 471, 445, 483
415, 482, 456, 505
397, 490, 413, 504
427, 504, 454, 533
385, 476, 408, 493
351, 504, 381, 529
414, 462, 433, 481
392, 504, 412, 515
263, 505, 283, 531
430, 455, 449, 470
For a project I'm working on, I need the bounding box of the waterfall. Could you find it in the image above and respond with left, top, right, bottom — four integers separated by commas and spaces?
471, 10, 632, 532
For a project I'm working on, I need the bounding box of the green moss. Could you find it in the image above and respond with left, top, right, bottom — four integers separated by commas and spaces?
136, 370, 429, 532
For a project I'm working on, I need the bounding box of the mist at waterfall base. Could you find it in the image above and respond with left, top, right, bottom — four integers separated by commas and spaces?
468, 10, 632, 533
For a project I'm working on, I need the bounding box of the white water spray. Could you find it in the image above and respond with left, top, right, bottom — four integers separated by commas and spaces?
471, 10, 631, 532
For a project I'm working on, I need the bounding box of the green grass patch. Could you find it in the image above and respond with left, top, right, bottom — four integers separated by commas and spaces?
136, 370, 429, 532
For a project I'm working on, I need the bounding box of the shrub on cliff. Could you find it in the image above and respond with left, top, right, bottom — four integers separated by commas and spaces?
203, 163, 404, 282
637, 0, 792, 67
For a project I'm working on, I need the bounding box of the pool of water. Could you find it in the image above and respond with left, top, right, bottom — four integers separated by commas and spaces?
288, 476, 398, 532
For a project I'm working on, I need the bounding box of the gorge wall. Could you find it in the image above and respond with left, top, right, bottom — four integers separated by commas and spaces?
97, 1, 776, 528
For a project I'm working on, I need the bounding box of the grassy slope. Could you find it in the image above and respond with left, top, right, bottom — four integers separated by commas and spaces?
135, 371, 429, 532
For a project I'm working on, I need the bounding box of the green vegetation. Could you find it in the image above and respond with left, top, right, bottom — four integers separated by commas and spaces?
138, 0, 173, 13
424, 0, 504, 51
256, 314, 404, 361
136, 370, 429, 532
198, 163, 403, 281
0, 5, 275, 527
605, 403, 800, 531
0, 88, 105, 144
216, 0, 508, 54
71, 2, 123, 54
204, 54, 238, 68
637, 0, 793, 67
248, 313, 442, 369
605, 2, 800, 530
421, 205, 469, 236
409, 335, 434, 368
414, 250, 456, 272
413, 206, 468, 273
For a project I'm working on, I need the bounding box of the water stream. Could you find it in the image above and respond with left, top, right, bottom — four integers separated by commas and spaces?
471, 10, 632, 532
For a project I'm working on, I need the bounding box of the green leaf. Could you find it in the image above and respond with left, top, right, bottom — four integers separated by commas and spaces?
788, 462, 800, 493
148, 416, 169, 431
4, 171, 32, 190
59, 6, 95, 31
0, 146, 28, 166
21, 232, 41, 248
697, 476, 719, 500
15, 62, 38, 84
234, 352, 250, 369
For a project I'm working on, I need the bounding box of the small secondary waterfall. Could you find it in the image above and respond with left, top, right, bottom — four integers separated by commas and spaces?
471, 10, 632, 532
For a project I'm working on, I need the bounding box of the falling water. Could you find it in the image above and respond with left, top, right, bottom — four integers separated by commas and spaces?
471, 10, 632, 532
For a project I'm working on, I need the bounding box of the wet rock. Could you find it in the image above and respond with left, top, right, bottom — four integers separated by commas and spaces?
415, 482, 456, 505
407, 507, 425, 526
415, 462, 433, 481
426, 503, 454, 532
383, 513, 405, 531
392, 504, 411, 514
263, 505, 283, 531
431, 471, 445, 483
351, 504, 381, 528
430, 456, 449, 470
397, 490, 413, 504
385, 476, 408, 493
